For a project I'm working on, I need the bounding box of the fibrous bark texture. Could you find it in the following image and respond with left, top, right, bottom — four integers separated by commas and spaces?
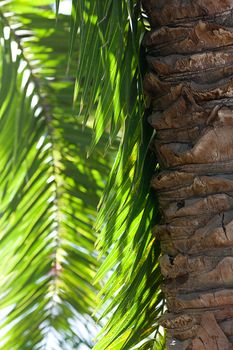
142, 1, 233, 349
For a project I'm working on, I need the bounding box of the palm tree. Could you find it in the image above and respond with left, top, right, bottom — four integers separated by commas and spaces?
142, 0, 233, 348
7, 0, 232, 349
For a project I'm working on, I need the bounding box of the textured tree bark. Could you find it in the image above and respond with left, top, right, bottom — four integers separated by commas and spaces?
142, 1, 233, 349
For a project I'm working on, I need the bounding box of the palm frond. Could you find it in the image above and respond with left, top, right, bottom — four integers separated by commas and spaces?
69, 0, 143, 148
0, 2, 113, 349
0, 0, 164, 348
62, 1, 164, 349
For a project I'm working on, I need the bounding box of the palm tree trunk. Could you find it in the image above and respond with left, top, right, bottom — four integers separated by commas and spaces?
142, 1, 233, 349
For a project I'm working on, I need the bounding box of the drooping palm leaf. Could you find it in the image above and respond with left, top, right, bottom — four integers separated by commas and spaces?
64, 1, 164, 349
0, 2, 114, 349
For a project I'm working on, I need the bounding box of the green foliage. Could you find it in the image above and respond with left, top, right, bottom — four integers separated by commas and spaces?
65, 1, 164, 349
0, 2, 113, 349
0, 0, 164, 349
71, 0, 144, 148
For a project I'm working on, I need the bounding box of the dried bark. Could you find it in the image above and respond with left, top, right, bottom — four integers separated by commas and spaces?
142, 0, 233, 348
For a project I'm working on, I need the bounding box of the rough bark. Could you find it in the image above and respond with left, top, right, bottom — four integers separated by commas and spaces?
142, 1, 233, 349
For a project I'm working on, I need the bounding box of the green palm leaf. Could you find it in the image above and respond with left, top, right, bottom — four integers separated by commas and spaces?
0, 0, 164, 348
0, 2, 114, 349
63, 1, 164, 349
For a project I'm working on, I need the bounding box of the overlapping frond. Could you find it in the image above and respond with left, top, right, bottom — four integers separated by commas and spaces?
70, 0, 144, 148
0, 2, 113, 349
0, 0, 164, 348
65, 1, 164, 349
